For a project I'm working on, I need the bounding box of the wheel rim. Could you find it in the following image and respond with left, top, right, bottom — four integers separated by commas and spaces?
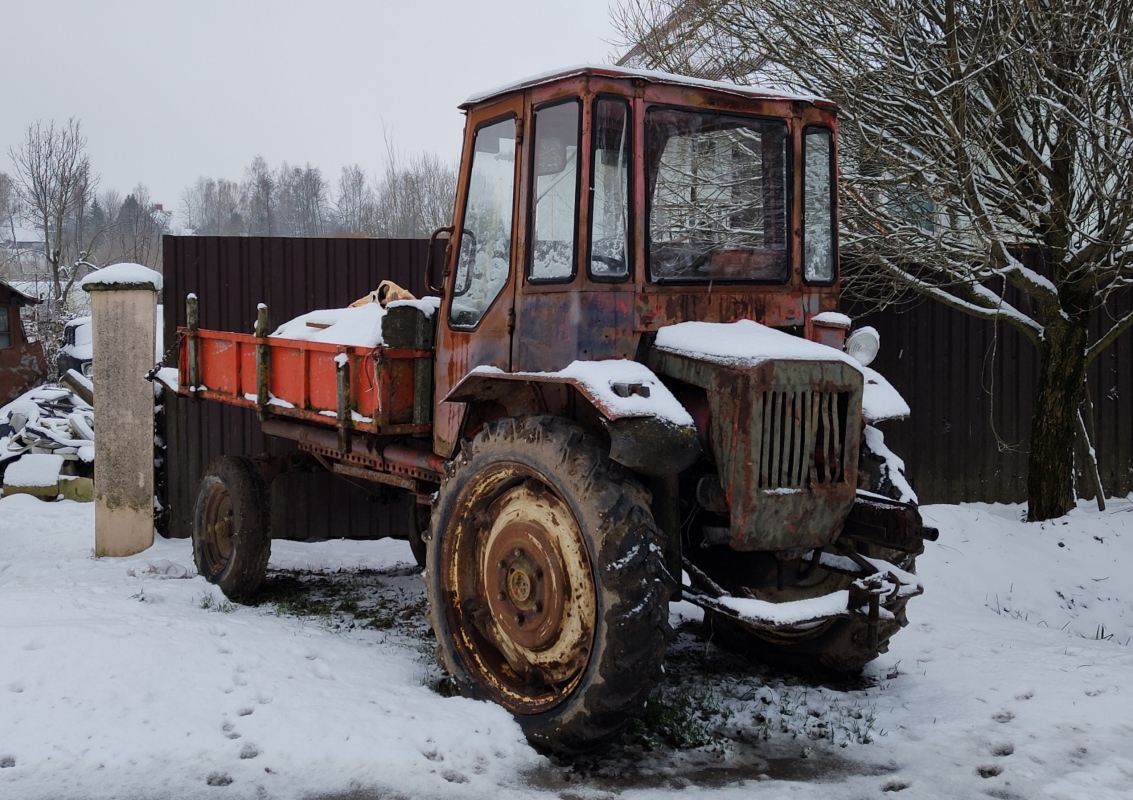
442, 469, 596, 715
200, 480, 235, 575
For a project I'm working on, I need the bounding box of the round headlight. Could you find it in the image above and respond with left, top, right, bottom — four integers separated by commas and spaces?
845, 326, 880, 367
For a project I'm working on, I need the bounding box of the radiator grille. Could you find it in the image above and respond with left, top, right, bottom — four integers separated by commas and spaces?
757, 390, 851, 490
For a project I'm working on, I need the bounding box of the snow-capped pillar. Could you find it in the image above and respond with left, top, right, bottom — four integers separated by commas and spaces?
80, 263, 163, 557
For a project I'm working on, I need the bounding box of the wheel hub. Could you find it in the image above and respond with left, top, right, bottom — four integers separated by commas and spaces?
469, 479, 593, 690
202, 484, 235, 570
485, 516, 569, 654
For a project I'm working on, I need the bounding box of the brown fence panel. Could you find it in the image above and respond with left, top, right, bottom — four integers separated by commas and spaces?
854, 286, 1132, 506
162, 235, 1131, 528
161, 236, 435, 540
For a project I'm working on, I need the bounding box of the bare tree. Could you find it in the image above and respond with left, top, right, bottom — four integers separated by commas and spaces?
0, 171, 20, 280
276, 163, 327, 236
332, 164, 377, 235
179, 177, 244, 236
372, 138, 457, 238
616, 0, 1133, 520
98, 184, 168, 269
8, 118, 98, 312
242, 156, 276, 236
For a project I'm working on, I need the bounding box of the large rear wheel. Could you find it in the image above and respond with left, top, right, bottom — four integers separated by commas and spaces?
426, 415, 672, 753
192, 455, 272, 601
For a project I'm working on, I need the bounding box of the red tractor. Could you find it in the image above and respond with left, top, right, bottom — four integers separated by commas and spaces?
175, 66, 935, 753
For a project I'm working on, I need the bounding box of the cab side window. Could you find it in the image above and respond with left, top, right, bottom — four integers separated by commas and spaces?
590, 98, 631, 281
529, 100, 580, 282
451, 117, 518, 330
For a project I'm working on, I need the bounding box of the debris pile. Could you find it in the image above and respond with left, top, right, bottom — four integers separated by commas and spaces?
0, 384, 94, 501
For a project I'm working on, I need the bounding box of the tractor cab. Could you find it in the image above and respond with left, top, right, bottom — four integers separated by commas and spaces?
433, 66, 848, 457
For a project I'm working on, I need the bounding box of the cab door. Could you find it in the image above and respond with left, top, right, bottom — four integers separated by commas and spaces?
433, 100, 524, 458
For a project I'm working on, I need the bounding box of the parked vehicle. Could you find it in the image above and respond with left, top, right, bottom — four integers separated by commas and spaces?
170, 66, 936, 753
56, 317, 93, 379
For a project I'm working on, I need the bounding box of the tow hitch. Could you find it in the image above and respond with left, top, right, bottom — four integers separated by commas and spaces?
683, 550, 924, 646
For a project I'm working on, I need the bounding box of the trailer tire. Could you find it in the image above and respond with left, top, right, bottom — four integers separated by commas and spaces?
405, 500, 429, 568
427, 415, 673, 754
193, 455, 272, 601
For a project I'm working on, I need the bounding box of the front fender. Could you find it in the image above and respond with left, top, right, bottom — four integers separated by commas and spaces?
445, 361, 701, 476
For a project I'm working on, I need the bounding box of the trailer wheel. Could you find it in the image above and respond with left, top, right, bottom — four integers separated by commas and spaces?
405, 500, 429, 568
427, 415, 672, 754
193, 455, 272, 601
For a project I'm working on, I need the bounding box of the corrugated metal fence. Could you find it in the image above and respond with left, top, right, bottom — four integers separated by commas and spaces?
161, 236, 434, 540
161, 235, 1132, 540
854, 287, 1133, 505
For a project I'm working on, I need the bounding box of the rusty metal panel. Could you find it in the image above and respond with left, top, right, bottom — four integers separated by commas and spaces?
161, 236, 436, 541
0, 341, 47, 402
649, 347, 862, 551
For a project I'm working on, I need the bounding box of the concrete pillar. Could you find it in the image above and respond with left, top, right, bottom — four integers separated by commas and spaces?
80, 263, 162, 557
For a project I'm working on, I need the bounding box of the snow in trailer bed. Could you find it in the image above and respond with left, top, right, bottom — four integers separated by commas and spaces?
2, 492, 1132, 800
268, 297, 441, 348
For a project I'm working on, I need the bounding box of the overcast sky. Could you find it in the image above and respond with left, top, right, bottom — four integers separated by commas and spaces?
1, 0, 624, 223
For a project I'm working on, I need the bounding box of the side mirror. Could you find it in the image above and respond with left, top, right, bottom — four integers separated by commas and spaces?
425, 225, 454, 295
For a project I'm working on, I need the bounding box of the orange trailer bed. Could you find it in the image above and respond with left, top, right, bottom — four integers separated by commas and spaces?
177, 327, 432, 437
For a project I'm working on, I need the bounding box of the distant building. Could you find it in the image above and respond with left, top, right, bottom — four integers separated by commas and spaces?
0, 280, 48, 401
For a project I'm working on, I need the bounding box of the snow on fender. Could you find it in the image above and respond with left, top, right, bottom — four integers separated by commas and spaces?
447, 361, 701, 475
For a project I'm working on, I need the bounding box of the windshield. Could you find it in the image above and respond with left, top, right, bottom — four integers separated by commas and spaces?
646, 108, 789, 283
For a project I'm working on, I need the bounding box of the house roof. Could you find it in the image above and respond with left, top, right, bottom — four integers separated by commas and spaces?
0, 280, 43, 305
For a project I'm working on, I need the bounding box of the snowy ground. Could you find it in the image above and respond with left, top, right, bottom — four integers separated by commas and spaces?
2, 495, 1132, 800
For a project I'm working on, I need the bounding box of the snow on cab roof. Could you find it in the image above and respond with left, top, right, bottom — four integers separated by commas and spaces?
463, 64, 833, 108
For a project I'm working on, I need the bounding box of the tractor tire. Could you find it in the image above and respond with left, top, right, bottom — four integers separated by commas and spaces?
192, 455, 272, 601
426, 415, 673, 754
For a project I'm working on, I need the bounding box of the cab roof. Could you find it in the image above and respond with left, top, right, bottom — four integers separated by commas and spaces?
462, 64, 835, 110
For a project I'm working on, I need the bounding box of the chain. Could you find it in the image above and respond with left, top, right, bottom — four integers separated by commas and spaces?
145, 329, 187, 384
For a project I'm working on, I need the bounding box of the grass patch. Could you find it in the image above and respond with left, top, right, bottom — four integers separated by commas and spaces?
627, 686, 722, 749
198, 592, 236, 613
252, 566, 428, 638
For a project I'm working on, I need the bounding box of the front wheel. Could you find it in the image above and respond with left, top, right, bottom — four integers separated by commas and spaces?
192, 455, 272, 601
426, 415, 672, 753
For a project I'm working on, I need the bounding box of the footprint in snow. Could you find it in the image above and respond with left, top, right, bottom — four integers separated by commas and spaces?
882, 779, 909, 792
21, 639, 46, 651
7, 681, 25, 694
977, 764, 1003, 778
992, 710, 1014, 723
239, 743, 260, 760
990, 742, 1014, 757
